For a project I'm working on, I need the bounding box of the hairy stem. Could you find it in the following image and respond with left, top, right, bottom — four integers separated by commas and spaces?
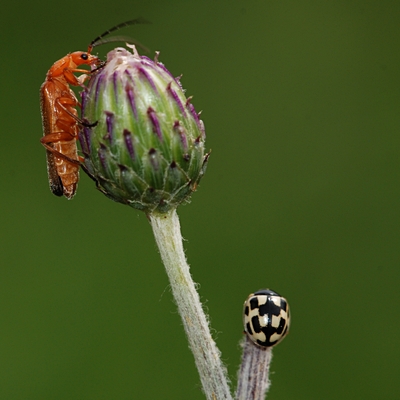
149, 209, 233, 400
236, 336, 273, 400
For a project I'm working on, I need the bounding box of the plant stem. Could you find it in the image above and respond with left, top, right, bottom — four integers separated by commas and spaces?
236, 336, 273, 400
149, 209, 233, 400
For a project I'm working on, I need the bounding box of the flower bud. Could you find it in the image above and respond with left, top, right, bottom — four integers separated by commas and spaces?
79, 45, 209, 214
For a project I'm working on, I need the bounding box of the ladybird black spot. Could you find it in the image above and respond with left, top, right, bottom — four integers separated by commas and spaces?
246, 322, 253, 335
276, 316, 286, 334
263, 324, 274, 337
251, 315, 261, 333
244, 306, 249, 316
249, 297, 259, 310
259, 301, 280, 316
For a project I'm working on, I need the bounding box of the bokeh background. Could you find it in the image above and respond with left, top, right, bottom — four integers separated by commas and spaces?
1, 1, 399, 399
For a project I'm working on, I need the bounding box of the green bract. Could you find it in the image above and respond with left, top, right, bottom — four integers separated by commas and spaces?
79, 46, 208, 214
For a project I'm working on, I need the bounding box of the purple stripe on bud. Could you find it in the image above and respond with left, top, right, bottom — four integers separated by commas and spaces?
79, 126, 90, 155
85, 127, 92, 152
140, 56, 156, 67
125, 83, 137, 118
138, 67, 158, 92
140, 55, 152, 62
123, 129, 135, 160
167, 82, 186, 116
186, 98, 206, 137
124, 69, 135, 82
155, 61, 176, 81
147, 107, 163, 141
174, 74, 183, 89
95, 73, 105, 103
98, 143, 108, 171
113, 71, 119, 102
148, 148, 159, 171
81, 89, 88, 112
105, 111, 114, 144
173, 121, 188, 150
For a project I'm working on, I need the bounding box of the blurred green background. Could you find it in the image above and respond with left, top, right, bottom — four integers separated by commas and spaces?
1, 0, 399, 399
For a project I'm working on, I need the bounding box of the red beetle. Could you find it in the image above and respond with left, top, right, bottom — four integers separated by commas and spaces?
40, 19, 146, 198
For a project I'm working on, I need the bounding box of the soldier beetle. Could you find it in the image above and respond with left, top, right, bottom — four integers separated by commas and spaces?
40, 19, 147, 199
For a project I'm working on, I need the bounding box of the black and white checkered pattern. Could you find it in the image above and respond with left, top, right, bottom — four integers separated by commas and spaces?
243, 289, 290, 348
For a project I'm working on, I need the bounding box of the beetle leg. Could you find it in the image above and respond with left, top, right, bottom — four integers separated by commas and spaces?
56, 97, 79, 121
41, 131, 75, 144
41, 132, 80, 165
55, 98, 97, 128
81, 119, 98, 128
91, 63, 106, 74
63, 68, 91, 86
41, 142, 81, 165
57, 96, 77, 106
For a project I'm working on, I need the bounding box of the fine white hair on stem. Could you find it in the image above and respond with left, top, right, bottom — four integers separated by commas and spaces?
236, 336, 273, 400
149, 210, 233, 400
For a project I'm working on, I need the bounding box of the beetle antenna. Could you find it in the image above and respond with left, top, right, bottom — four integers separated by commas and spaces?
89, 18, 150, 52
91, 35, 150, 53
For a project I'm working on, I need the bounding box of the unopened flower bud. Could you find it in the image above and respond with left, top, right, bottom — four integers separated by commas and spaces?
79, 46, 209, 214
